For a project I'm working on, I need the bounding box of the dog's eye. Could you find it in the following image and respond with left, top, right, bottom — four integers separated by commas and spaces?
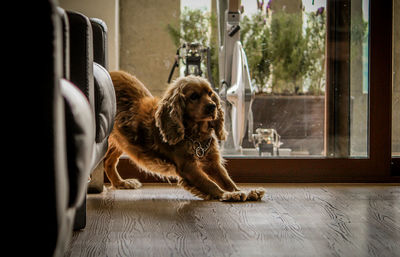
190, 92, 200, 101
208, 91, 213, 97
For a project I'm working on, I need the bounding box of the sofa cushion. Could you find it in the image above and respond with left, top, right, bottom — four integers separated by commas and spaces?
60, 78, 95, 208
93, 62, 116, 144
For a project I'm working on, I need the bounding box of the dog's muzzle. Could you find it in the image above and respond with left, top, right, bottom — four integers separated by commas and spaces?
205, 103, 216, 115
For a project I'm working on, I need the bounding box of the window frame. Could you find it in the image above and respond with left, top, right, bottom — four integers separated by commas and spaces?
116, 0, 400, 183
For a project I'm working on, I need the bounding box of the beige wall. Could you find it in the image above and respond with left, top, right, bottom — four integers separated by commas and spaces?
119, 0, 180, 97
59, 0, 119, 71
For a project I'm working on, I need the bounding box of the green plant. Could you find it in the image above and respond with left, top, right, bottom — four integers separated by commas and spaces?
166, 7, 210, 48
241, 7, 327, 95
241, 12, 272, 92
269, 10, 309, 94
304, 11, 326, 95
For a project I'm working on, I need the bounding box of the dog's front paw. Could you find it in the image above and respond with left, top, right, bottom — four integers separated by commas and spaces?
246, 188, 265, 201
113, 179, 142, 189
220, 191, 248, 202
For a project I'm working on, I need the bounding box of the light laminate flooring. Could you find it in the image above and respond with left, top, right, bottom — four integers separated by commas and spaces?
65, 183, 400, 257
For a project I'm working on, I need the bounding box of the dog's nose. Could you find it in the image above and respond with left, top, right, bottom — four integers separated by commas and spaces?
205, 103, 216, 114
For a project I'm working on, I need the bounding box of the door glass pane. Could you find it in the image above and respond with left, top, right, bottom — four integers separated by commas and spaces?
393, 0, 400, 157
216, 0, 370, 158
350, 0, 369, 157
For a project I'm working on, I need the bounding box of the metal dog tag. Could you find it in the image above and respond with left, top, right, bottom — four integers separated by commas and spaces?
195, 147, 205, 158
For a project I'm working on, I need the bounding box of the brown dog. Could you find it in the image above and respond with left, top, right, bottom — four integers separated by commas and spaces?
104, 71, 264, 201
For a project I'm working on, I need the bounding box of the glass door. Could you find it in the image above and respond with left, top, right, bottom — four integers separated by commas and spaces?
218, 0, 395, 182
220, 0, 370, 159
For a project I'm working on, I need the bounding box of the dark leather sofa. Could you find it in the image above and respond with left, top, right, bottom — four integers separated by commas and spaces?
63, 8, 116, 231
8, 0, 116, 256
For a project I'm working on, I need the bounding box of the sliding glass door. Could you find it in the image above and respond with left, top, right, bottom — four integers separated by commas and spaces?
221, 0, 396, 182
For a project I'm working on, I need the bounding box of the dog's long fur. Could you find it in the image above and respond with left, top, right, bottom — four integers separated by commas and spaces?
104, 71, 264, 201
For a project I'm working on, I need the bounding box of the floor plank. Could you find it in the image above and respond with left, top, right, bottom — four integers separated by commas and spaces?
65, 183, 400, 257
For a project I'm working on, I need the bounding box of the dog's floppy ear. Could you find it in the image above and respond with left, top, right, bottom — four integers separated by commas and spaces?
155, 84, 185, 145
211, 92, 227, 141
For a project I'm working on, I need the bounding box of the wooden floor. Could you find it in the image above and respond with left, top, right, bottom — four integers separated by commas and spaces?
65, 183, 400, 257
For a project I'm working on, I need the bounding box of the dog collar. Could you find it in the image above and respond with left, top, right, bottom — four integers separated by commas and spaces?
186, 137, 212, 158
